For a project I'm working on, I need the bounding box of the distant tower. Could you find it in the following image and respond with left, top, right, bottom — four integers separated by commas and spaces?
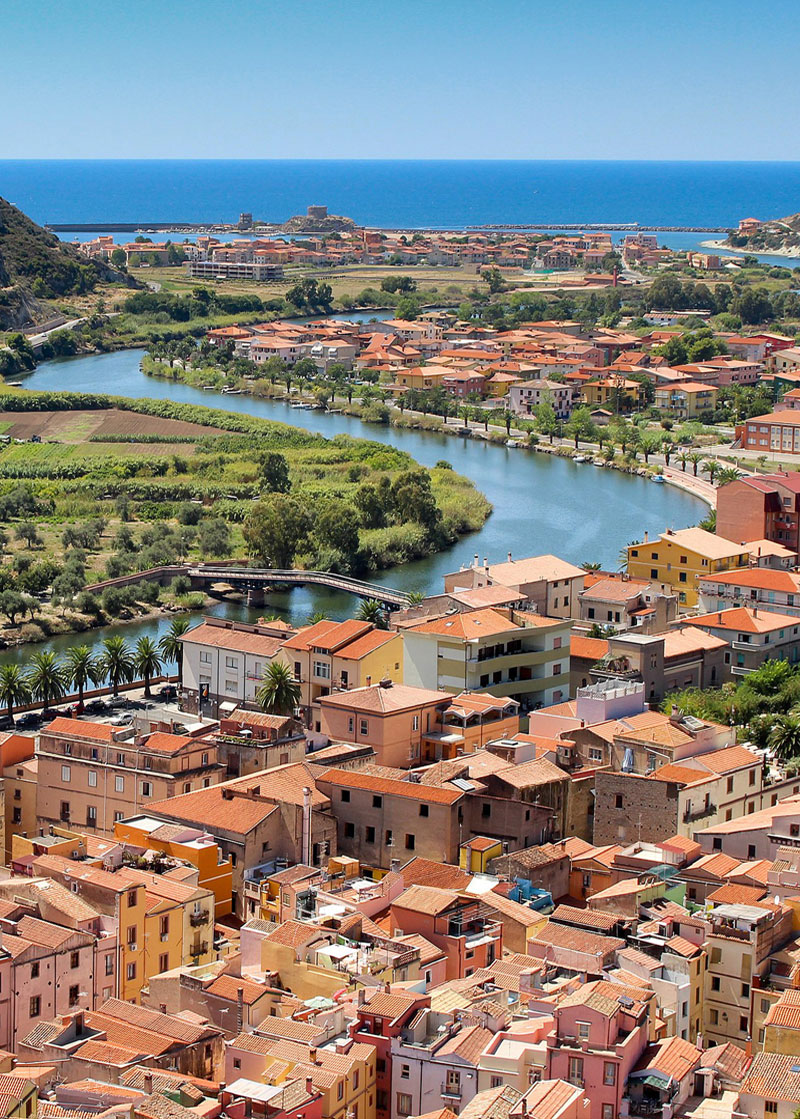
307, 205, 328, 220
238, 212, 253, 230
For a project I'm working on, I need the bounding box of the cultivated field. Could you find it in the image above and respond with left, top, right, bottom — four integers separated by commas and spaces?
0, 408, 224, 442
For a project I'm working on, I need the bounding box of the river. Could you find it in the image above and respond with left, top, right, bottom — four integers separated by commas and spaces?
1, 350, 705, 665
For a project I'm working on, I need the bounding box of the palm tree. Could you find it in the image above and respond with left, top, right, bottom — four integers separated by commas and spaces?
26, 651, 66, 710
504, 410, 513, 436
703, 459, 719, 485
356, 598, 388, 629
257, 660, 300, 716
65, 645, 100, 713
158, 616, 191, 685
769, 714, 800, 763
688, 452, 703, 477
134, 636, 163, 697
678, 452, 689, 473
716, 466, 743, 486
99, 636, 134, 697
406, 591, 426, 605
0, 664, 30, 724
581, 562, 602, 572
305, 610, 329, 626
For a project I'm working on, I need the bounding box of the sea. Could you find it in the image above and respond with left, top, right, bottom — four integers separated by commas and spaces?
3, 159, 800, 231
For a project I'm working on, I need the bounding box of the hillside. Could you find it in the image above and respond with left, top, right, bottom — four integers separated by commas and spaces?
728, 212, 800, 254
0, 197, 129, 329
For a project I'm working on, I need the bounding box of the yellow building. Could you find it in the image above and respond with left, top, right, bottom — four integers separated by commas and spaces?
393, 366, 450, 391
459, 836, 503, 873
654, 381, 718, 419
0, 1074, 37, 1119
278, 619, 404, 730
627, 527, 750, 608
764, 988, 800, 1056
582, 377, 646, 410
116, 866, 216, 972
114, 815, 233, 918
4, 755, 38, 864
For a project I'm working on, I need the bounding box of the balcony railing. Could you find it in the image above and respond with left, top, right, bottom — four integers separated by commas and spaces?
683, 803, 716, 823
189, 940, 208, 956
441, 1083, 462, 1099
190, 910, 209, 927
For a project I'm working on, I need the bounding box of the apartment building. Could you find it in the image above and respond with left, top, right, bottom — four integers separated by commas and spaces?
696, 794, 800, 861
653, 382, 717, 419
697, 568, 800, 618
402, 608, 572, 711
703, 901, 793, 1047
389, 886, 503, 981
180, 617, 295, 716
717, 472, 800, 553
314, 768, 465, 869
627, 528, 750, 609
509, 379, 576, 420
278, 619, 404, 730
29, 852, 148, 1002
350, 990, 430, 1119
736, 410, 800, 454
684, 607, 800, 676
36, 718, 224, 836
317, 681, 452, 768
444, 554, 585, 619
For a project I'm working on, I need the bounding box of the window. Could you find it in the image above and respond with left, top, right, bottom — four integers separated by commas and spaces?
372, 795, 382, 808
344, 822, 355, 838
711, 977, 720, 991
126, 963, 136, 981
366, 826, 376, 844
160, 914, 169, 938
127, 925, 137, 946
710, 1009, 718, 1025
201, 751, 208, 766
589, 748, 603, 762
765, 1103, 778, 1115
341, 789, 351, 802
69, 984, 79, 1007
401, 1065, 410, 1080
86, 806, 97, 827
141, 781, 153, 797
615, 794, 623, 809
115, 776, 124, 793
412, 715, 419, 731
602, 1108, 613, 1119
578, 1021, 590, 1039
337, 1084, 344, 1102
385, 830, 393, 846
313, 660, 331, 679
749, 769, 756, 786
200, 651, 211, 664
491, 1077, 503, 1089
61, 765, 71, 782
603, 1063, 616, 1086
63, 743, 72, 755
60, 801, 70, 822
159, 952, 169, 972
117, 752, 125, 765
482, 802, 491, 818
31, 962, 39, 979
567, 1057, 584, 1086
12, 808, 20, 824
225, 656, 238, 669
88, 770, 97, 788
397, 1095, 412, 1117
727, 776, 734, 794
114, 811, 123, 823
70, 950, 79, 969
29, 996, 40, 1018
360, 719, 369, 736
739, 1016, 748, 1033
128, 890, 137, 907
419, 804, 429, 817
742, 982, 750, 998
405, 834, 415, 850
105, 955, 114, 976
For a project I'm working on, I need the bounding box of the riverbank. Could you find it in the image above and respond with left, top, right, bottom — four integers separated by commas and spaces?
143, 354, 718, 510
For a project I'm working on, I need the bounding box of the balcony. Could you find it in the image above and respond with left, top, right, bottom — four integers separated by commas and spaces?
683, 802, 716, 823
190, 910, 209, 927
441, 1083, 462, 1100
189, 940, 208, 956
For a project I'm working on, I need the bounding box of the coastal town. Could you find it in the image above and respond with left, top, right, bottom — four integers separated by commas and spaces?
6, 0, 800, 1114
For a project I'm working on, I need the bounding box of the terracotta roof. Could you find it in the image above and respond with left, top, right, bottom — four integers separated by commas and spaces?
491, 757, 569, 789
570, 636, 610, 661
550, 905, 625, 932
93, 997, 217, 1044
237, 1018, 319, 1045
393, 885, 461, 917
318, 768, 464, 805
695, 745, 760, 774
764, 988, 800, 1031
699, 568, 800, 592
205, 974, 270, 1004
707, 883, 768, 906
318, 683, 451, 714
530, 923, 624, 957
686, 607, 800, 634
264, 920, 326, 950
634, 1035, 701, 1082
518, 1081, 582, 1119
435, 1023, 493, 1063
663, 627, 728, 658
74, 1040, 141, 1066
361, 989, 421, 1021
665, 935, 702, 958
399, 857, 472, 891
141, 732, 196, 756
180, 621, 284, 657
742, 1053, 800, 1101
41, 717, 116, 742
486, 555, 585, 586
405, 608, 530, 640
336, 630, 399, 660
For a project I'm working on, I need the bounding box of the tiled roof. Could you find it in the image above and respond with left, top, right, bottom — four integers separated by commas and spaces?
687, 607, 800, 635
634, 1035, 701, 1082
531, 923, 624, 957
74, 1040, 142, 1066
16, 915, 87, 950
141, 732, 196, 756
205, 974, 270, 1004
764, 988, 800, 1031
550, 904, 625, 932
180, 622, 285, 657
404, 608, 528, 640
318, 683, 451, 714
707, 883, 767, 906
742, 1053, 800, 1101
482, 891, 540, 926
663, 627, 728, 658
570, 636, 610, 661
665, 935, 702, 958
94, 997, 217, 1043
361, 989, 421, 1020
399, 856, 472, 891
393, 885, 461, 916
486, 555, 585, 586
492, 757, 569, 789
264, 920, 328, 950
318, 768, 464, 805
41, 717, 116, 742
436, 1023, 493, 1063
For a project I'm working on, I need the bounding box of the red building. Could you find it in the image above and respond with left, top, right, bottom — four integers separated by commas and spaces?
717, 472, 800, 552
350, 989, 429, 1119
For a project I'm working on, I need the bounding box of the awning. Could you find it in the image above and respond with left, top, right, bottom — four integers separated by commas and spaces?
218, 701, 238, 714
622, 746, 635, 772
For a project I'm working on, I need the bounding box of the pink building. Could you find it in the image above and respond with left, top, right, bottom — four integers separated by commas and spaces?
545, 981, 649, 1119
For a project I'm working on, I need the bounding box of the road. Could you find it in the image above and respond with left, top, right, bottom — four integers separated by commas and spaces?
25, 317, 86, 348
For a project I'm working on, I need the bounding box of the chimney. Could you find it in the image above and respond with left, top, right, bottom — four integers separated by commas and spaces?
474, 554, 479, 569
306, 1077, 314, 1095
384, 980, 391, 993
507, 552, 512, 563
483, 557, 488, 573
144, 1073, 154, 1095
366, 676, 372, 687
521, 1099, 527, 1116
222, 788, 234, 800
309, 1047, 318, 1065
643, 531, 648, 543
236, 987, 244, 1034
357, 988, 366, 1005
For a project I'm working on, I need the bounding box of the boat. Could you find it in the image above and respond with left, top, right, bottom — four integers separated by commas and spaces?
574, 455, 588, 463
221, 388, 243, 395
456, 427, 472, 437
6, 382, 22, 388
652, 474, 666, 484
506, 439, 522, 448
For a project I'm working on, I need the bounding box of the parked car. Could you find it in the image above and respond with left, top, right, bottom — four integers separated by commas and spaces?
17, 712, 40, 728
107, 697, 128, 709
158, 685, 177, 700
110, 713, 133, 727
86, 699, 108, 714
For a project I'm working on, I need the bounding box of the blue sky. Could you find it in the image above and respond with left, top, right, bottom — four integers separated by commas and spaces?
2, 0, 798, 159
